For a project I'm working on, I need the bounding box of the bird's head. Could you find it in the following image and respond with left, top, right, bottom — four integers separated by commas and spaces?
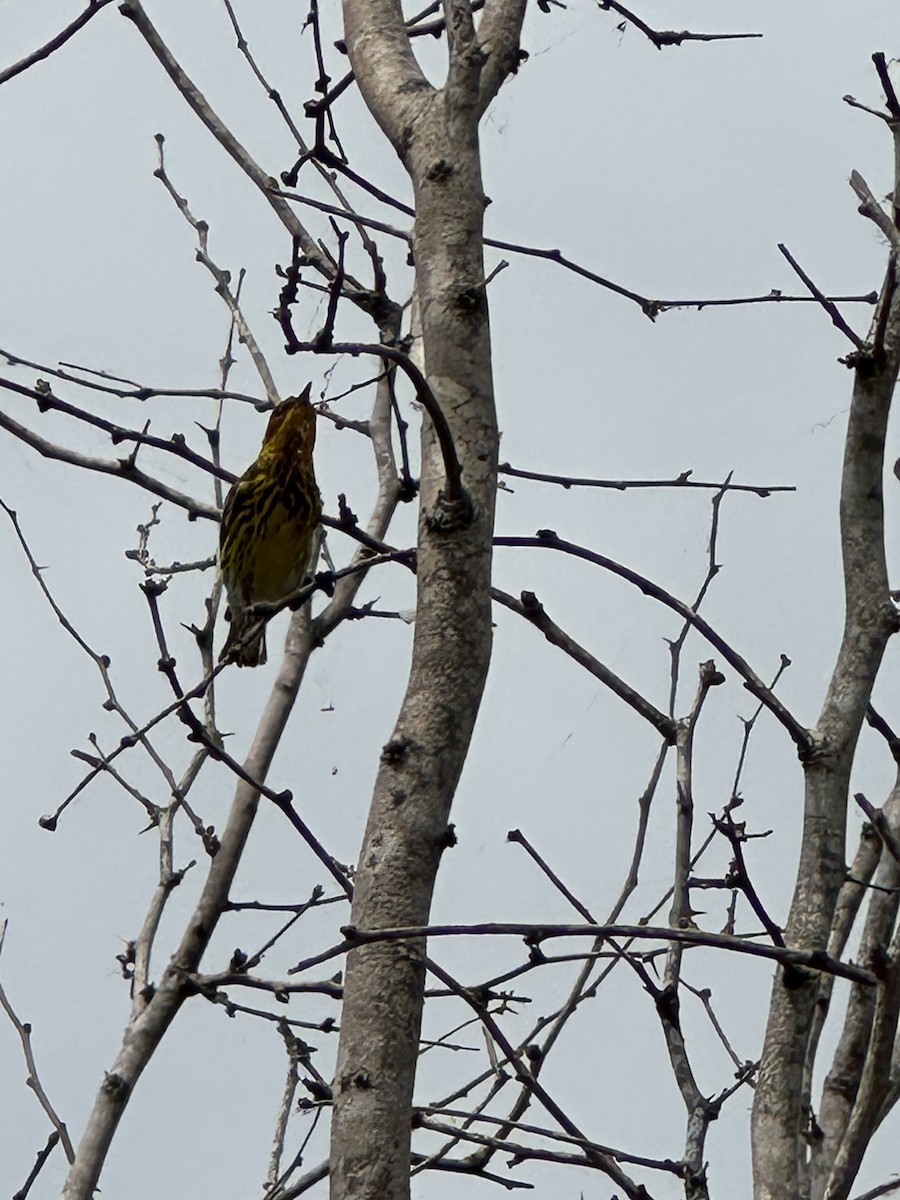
261, 383, 317, 459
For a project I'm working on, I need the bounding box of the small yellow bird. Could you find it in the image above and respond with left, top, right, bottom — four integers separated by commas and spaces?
218, 386, 322, 667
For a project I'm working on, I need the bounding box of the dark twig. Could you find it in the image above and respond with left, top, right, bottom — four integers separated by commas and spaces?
342, 922, 876, 984
417, 1105, 681, 1174
0, 495, 214, 851
499, 463, 794, 496
507, 829, 597, 922
314, 221, 349, 350
0, 0, 115, 87
666, 663, 723, 993
731, 656, 792, 797
240, 549, 415, 627
276, 187, 878, 320
866, 705, 900, 765
872, 52, 900, 121
777, 244, 866, 349
0, 374, 233, 481
0, 926, 75, 1163
1, 344, 267, 407
668, 475, 730, 716
422, 961, 650, 1199
495, 531, 810, 752
484, 236, 873, 319
844, 93, 896, 125
221, 0, 306, 143
416, 1114, 670, 1178
681, 980, 748, 1073
712, 811, 784, 945
305, 0, 346, 160
154, 133, 283, 404
13, 1131, 61, 1200
598, 0, 761, 49
0, 401, 216, 520
44, 666, 225, 830
851, 1178, 900, 1200
278, 336, 464, 506
493, 588, 677, 742
139, 582, 354, 897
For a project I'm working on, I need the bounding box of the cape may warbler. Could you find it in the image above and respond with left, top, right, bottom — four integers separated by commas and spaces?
219, 386, 322, 667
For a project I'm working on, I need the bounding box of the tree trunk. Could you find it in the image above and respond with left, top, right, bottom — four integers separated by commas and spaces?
751, 263, 900, 1200
330, 3, 525, 1197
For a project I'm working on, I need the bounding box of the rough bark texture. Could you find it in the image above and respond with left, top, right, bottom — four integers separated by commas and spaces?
751, 272, 900, 1200
330, 4, 524, 1199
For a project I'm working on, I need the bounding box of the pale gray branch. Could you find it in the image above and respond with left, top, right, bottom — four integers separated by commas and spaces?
477, 0, 527, 111
341, 0, 434, 154
752, 216, 900, 1200
0, 404, 217, 519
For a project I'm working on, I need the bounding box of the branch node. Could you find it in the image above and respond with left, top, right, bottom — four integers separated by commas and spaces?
425, 488, 475, 533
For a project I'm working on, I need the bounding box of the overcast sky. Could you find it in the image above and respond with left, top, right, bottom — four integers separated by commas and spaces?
2, 3, 900, 1199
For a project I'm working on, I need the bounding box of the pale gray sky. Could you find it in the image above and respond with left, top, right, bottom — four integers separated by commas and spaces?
2, 3, 899, 1198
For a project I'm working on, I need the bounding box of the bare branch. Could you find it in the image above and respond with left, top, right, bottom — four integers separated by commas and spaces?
0, 926, 75, 1163
340, 0, 433, 153
598, 1, 761, 49
494, 531, 810, 752
0, 401, 217, 519
777, 243, 866, 349
499, 462, 795, 495
855, 792, 900, 867
506, 828, 597, 922
753, 133, 900, 1196
153, 135, 281, 404
0, 0, 115, 87
341, 921, 877, 984
493, 588, 678, 742
13, 1131, 62, 1200
872, 52, 900, 121
851, 1180, 900, 1200
476, 0, 527, 111
849, 172, 900, 253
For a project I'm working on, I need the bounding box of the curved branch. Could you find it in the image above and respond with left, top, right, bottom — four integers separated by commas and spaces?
0, 375, 233, 482
340, 922, 877, 985
495, 531, 810, 752
0, 0, 115, 87
0, 404, 216, 520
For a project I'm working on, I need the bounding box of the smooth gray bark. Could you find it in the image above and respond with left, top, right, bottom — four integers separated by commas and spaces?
751, 258, 900, 1200
330, 4, 524, 1199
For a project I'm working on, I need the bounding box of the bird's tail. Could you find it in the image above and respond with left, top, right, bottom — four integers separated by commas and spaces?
220, 611, 267, 667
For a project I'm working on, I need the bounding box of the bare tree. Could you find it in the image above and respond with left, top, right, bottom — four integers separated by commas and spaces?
2, 6, 900, 1200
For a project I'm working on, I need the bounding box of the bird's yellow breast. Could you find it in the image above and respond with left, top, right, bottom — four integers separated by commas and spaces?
242, 501, 316, 603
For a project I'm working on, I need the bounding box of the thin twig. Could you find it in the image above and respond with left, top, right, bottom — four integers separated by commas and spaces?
494, 588, 677, 741
0, 926, 75, 1162
598, 0, 761, 49
778, 243, 865, 349
495, 531, 810, 752
499, 463, 794, 495
342, 921, 876, 984
0, 0, 115, 87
